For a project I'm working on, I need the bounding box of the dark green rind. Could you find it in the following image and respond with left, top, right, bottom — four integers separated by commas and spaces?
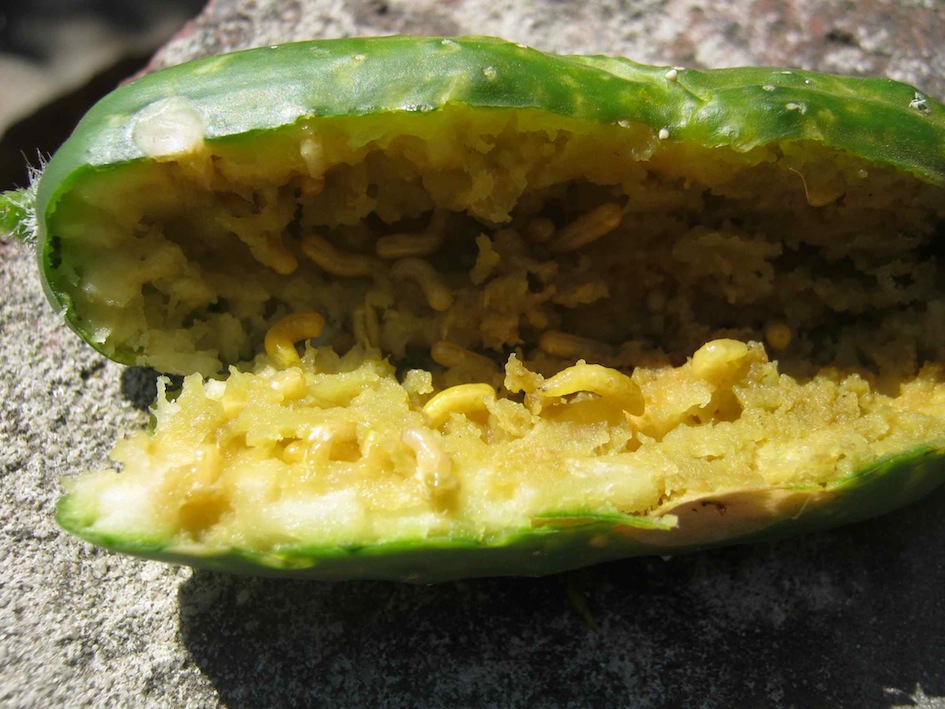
56, 444, 945, 582
572, 54, 945, 178
27, 36, 945, 359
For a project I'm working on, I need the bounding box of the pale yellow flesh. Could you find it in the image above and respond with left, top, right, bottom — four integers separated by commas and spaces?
57, 108, 945, 548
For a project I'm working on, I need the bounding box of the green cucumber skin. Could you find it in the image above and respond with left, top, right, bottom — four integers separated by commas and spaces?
31, 36, 945, 351
17, 36, 945, 579
56, 445, 945, 582
37, 35, 945, 197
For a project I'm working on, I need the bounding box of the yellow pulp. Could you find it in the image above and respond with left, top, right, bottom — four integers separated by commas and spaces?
58, 107, 945, 548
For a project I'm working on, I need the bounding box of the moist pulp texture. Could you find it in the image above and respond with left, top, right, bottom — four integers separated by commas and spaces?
53, 108, 945, 551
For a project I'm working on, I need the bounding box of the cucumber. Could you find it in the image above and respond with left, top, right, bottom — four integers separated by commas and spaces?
3, 36, 945, 581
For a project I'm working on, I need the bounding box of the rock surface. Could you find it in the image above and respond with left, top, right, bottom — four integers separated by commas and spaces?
2, 1, 945, 707
148, 0, 945, 99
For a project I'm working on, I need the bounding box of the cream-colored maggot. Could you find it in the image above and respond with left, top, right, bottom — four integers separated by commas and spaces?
389, 257, 454, 312
423, 383, 497, 427
375, 211, 448, 259
264, 312, 325, 368
538, 362, 644, 415
301, 234, 380, 277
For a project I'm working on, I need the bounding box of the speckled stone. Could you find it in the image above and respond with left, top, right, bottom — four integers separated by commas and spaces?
148, 0, 945, 99
2, 2, 945, 707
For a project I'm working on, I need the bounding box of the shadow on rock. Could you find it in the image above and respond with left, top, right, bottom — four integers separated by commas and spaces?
178, 486, 945, 708
120, 366, 182, 411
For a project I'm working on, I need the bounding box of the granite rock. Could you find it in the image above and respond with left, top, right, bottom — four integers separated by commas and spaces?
2, 2, 945, 706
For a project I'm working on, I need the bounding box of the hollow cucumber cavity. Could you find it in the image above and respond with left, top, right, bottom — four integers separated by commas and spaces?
48, 101, 945, 569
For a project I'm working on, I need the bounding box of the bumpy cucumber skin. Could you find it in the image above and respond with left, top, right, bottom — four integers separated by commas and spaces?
57, 446, 945, 582
34, 36, 945, 353
25, 36, 945, 579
